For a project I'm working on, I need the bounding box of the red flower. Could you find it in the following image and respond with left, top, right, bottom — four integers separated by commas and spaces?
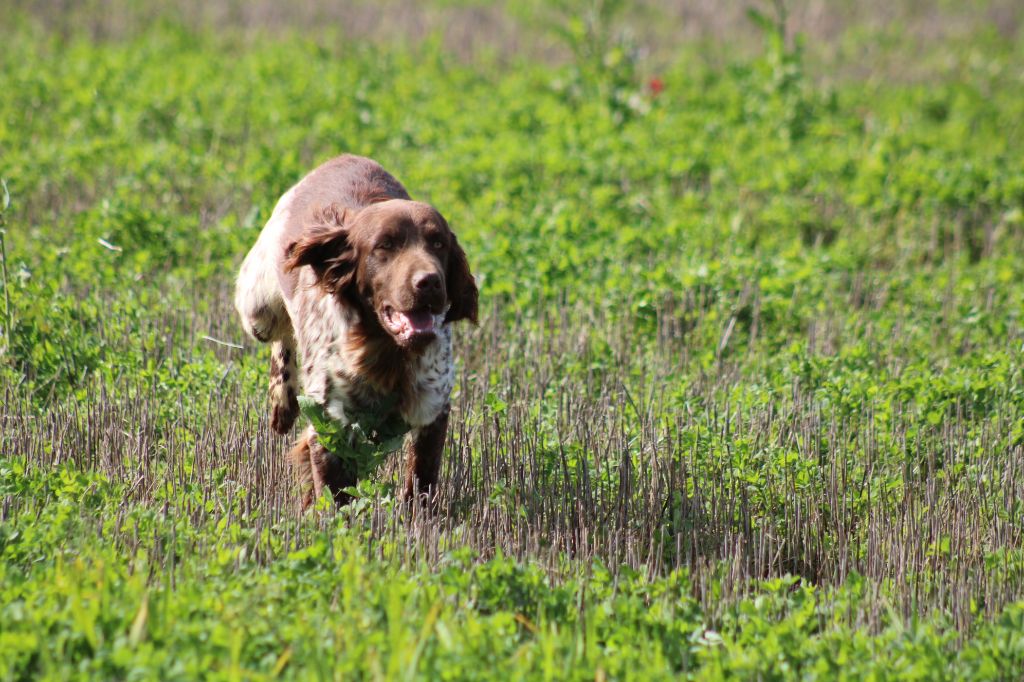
648, 77, 665, 96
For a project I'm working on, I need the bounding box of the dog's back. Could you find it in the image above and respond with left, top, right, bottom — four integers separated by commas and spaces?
234, 155, 408, 336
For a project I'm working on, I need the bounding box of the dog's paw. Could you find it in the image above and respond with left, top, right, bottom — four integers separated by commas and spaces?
270, 390, 299, 434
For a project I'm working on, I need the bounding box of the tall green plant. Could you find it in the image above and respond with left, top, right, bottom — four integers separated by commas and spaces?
0, 179, 10, 353
745, 1, 818, 141
519, 0, 647, 122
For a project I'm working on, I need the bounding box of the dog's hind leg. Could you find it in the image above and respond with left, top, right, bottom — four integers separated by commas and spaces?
235, 236, 301, 434
269, 332, 299, 434
235, 237, 290, 344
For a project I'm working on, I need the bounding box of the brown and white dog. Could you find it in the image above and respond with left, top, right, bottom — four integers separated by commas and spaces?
234, 155, 477, 509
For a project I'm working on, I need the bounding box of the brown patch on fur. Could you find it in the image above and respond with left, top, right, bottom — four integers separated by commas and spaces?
284, 203, 358, 299
444, 233, 479, 324
344, 321, 413, 397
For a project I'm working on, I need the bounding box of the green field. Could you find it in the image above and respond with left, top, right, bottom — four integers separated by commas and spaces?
2, 2, 1024, 679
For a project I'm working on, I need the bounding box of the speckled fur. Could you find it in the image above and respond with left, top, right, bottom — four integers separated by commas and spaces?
268, 335, 299, 433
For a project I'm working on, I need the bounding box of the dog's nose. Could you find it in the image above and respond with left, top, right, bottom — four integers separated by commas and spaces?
413, 271, 442, 293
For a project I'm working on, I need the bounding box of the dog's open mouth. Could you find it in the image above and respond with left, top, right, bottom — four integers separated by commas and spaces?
382, 306, 437, 344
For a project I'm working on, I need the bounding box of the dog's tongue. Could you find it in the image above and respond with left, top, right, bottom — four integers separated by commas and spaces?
395, 310, 435, 336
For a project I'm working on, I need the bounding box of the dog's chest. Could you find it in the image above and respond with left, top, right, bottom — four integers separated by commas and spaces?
400, 324, 455, 427
297, 295, 454, 429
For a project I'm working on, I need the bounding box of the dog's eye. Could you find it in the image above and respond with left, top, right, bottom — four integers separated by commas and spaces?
430, 239, 444, 250
377, 240, 394, 251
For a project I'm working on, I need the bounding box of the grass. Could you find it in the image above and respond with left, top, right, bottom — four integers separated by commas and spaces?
2, 2, 1024, 679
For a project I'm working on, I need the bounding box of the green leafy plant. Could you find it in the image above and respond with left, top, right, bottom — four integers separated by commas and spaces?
297, 395, 410, 479
0, 179, 10, 352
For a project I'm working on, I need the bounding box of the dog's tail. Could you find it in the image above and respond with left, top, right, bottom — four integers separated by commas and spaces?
288, 427, 355, 511
287, 430, 316, 511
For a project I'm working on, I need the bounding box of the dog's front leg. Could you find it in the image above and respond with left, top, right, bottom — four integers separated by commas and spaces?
404, 405, 449, 504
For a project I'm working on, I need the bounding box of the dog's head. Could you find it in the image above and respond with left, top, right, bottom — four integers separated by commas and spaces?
286, 200, 478, 351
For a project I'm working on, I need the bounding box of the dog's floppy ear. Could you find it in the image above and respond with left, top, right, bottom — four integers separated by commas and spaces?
285, 204, 357, 296
445, 232, 478, 324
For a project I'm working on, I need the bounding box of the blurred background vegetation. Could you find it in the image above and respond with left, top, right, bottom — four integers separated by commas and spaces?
11, 0, 1024, 76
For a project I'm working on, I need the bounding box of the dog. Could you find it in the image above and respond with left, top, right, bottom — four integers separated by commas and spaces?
234, 155, 478, 509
